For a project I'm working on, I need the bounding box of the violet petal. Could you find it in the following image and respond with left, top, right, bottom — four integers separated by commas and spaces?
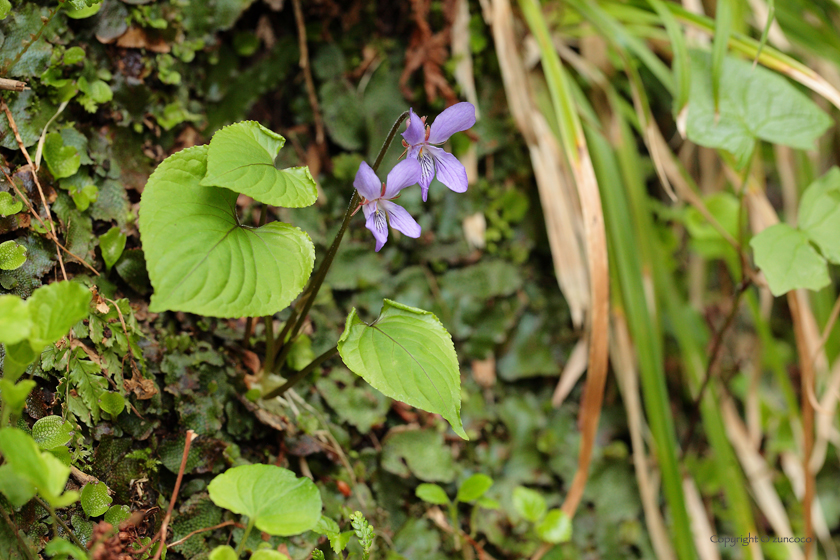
384, 159, 421, 198
381, 200, 421, 238
401, 108, 426, 146
364, 202, 389, 251
428, 146, 468, 193
354, 161, 382, 201
427, 102, 476, 144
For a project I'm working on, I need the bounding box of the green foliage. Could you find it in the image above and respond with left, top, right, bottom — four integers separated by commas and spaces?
251, 550, 291, 560
381, 429, 455, 482
416, 483, 450, 505
209, 546, 238, 560
207, 464, 322, 536
0, 428, 78, 508
80, 481, 112, 517
350, 511, 375, 560
534, 509, 571, 544
139, 145, 315, 317
44, 538, 88, 560
750, 167, 840, 294
0, 241, 27, 271
512, 486, 546, 523
0, 192, 23, 216
32, 416, 73, 450
338, 300, 466, 439
104, 505, 131, 526
200, 121, 318, 208
77, 76, 112, 112
0, 281, 90, 381
686, 50, 832, 167
456, 474, 493, 503
99, 227, 126, 270
0, 0, 8, 20
43, 133, 81, 180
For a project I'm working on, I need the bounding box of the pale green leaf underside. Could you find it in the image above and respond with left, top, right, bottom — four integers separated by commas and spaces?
338, 299, 466, 439
139, 145, 315, 318
207, 464, 322, 536
200, 121, 318, 208
687, 50, 833, 168
750, 223, 829, 295
798, 167, 840, 263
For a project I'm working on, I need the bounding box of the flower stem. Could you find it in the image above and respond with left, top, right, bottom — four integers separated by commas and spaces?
270, 110, 410, 375
263, 345, 338, 399
235, 517, 256, 557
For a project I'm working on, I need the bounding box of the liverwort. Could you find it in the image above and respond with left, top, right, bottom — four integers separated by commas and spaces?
401, 102, 476, 201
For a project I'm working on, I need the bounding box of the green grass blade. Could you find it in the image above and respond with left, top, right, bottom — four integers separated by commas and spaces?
648, 0, 690, 117
585, 124, 695, 560
711, 0, 733, 114
752, 0, 775, 67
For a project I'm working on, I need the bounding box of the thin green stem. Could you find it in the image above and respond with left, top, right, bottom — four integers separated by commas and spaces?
263, 345, 338, 399
36, 496, 86, 550
236, 517, 256, 557
272, 111, 410, 373
263, 316, 275, 375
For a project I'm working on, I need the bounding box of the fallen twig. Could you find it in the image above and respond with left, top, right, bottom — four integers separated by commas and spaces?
0, 78, 27, 92
1, 100, 67, 280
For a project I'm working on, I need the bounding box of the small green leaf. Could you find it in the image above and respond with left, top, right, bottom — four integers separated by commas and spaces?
104, 505, 131, 526
415, 483, 450, 505
0, 295, 31, 344
98, 391, 125, 417
512, 486, 546, 523
0, 0, 10, 20
0, 240, 27, 270
70, 183, 98, 211
750, 223, 830, 296
251, 551, 291, 560
207, 464, 322, 536
535, 509, 571, 544
0, 380, 35, 415
209, 545, 237, 560
200, 121, 318, 208
687, 50, 832, 168
44, 537, 89, 560
99, 226, 127, 270
0, 192, 23, 216
27, 281, 91, 349
0, 427, 74, 507
43, 133, 81, 179
32, 416, 74, 450
80, 481, 112, 517
456, 473, 493, 503
330, 531, 354, 554
0, 464, 35, 507
139, 146, 315, 317
63, 46, 86, 65
313, 516, 340, 536
381, 429, 455, 482
338, 300, 466, 439
798, 167, 840, 263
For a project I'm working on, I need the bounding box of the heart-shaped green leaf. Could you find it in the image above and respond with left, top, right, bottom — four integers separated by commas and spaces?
0, 240, 27, 270
338, 300, 466, 439
139, 145, 315, 317
80, 481, 112, 517
0, 428, 76, 508
0, 295, 31, 344
200, 121, 318, 208
207, 464, 322, 536
687, 50, 833, 168
26, 281, 91, 349
0, 192, 23, 216
32, 416, 74, 450
43, 132, 81, 179
104, 505, 131, 526
750, 223, 830, 295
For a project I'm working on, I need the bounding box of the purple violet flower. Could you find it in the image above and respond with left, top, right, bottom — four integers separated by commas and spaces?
401, 102, 476, 201
354, 159, 423, 252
